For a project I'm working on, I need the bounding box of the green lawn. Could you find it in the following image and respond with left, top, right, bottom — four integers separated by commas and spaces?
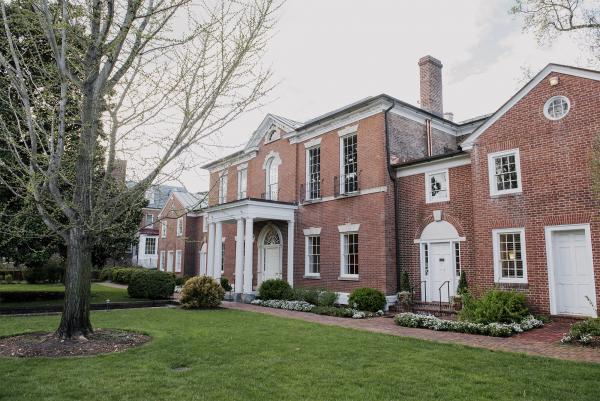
0, 283, 132, 308
1, 308, 599, 401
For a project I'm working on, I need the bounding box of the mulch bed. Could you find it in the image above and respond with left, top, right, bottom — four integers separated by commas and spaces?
0, 329, 151, 358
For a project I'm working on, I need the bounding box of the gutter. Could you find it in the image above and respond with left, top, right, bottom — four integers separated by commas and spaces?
383, 101, 403, 294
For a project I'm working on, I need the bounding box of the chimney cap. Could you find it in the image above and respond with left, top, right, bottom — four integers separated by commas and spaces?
418, 55, 443, 68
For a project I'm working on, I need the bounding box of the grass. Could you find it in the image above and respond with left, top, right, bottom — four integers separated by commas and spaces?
0, 283, 133, 308
1, 308, 600, 401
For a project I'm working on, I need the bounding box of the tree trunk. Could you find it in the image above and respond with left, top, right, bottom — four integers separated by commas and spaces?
56, 226, 93, 339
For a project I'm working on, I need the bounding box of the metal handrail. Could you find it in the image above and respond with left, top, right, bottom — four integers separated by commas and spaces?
439, 280, 450, 313
420, 280, 427, 302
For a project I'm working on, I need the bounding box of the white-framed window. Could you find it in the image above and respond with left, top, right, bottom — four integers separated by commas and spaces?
175, 250, 182, 273
144, 237, 156, 255
167, 251, 174, 272
221, 240, 225, 273
340, 232, 359, 278
176, 217, 183, 237
160, 251, 166, 270
145, 189, 155, 205
488, 149, 522, 196
202, 215, 208, 233
544, 96, 570, 120
161, 221, 167, 238
454, 242, 461, 277
145, 213, 154, 226
218, 172, 228, 204
237, 168, 247, 199
305, 236, 321, 276
266, 127, 280, 143
340, 133, 358, 194
493, 228, 527, 284
265, 158, 278, 200
425, 169, 449, 203
422, 243, 429, 276
306, 146, 321, 200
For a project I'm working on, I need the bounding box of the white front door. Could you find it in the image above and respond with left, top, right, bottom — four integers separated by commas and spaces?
552, 229, 596, 316
429, 242, 454, 302
263, 247, 281, 280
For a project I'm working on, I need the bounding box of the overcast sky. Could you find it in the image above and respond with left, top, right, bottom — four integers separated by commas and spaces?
178, 0, 590, 192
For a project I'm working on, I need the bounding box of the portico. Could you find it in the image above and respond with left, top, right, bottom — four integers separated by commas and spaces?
204, 198, 298, 301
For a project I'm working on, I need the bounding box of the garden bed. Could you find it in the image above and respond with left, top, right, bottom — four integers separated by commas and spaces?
394, 312, 544, 337
0, 329, 151, 357
250, 299, 384, 319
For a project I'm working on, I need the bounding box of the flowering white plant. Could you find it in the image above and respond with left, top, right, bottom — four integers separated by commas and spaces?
394, 313, 543, 337
251, 299, 315, 312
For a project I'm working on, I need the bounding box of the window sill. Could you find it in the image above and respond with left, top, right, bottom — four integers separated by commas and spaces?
494, 281, 528, 289
303, 274, 321, 280
490, 190, 522, 198
338, 275, 359, 281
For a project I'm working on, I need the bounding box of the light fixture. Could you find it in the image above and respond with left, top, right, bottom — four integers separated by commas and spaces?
549, 76, 559, 86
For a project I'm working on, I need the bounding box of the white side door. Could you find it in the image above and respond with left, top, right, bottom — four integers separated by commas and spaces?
429, 242, 454, 302
167, 251, 174, 272
552, 230, 596, 316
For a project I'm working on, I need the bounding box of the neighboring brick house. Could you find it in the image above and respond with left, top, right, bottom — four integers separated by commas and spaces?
131, 184, 186, 268
156, 191, 206, 277
199, 56, 600, 318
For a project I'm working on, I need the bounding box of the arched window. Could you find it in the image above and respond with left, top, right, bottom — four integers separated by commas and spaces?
265, 157, 279, 200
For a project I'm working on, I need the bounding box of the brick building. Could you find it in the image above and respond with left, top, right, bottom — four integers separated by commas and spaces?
198, 57, 600, 317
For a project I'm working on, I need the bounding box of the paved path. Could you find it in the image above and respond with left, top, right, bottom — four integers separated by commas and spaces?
222, 301, 600, 364
96, 281, 128, 289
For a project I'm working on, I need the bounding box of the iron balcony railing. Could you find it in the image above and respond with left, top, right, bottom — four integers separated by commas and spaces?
334, 171, 360, 197
261, 183, 279, 201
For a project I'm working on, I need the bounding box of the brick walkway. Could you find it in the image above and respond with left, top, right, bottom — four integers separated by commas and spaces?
222, 301, 600, 364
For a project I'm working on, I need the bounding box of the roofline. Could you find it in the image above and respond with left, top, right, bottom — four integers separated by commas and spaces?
393, 150, 466, 169
200, 150, 245, 170
461, 63, 600, 150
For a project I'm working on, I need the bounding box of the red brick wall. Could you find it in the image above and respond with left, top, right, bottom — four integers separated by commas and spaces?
469, 73, 600, 314
397, 164, 474, 299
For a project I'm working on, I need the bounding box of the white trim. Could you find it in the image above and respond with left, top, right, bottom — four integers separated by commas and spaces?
339, 132, 358, 195
176, 217, 184, 237
544, 223, 597, 317
339, 231, 359, 279
304, 137, 321, 148
159, 250, 166, 270
492, 227, 528, 284
161, 221, 167, 238
175, 249, 182, 273
304, 234, 321, 278
425, 169, 449, 203
396, 154, 471, 177
543, 95, 570, 121
264, 126, 280, 143
305, 145, 321, 201
207, 151, 257, 174
237, 163, 248, 171
262, 150, 282, 169
338, 223, 360, 233
257, 224, 283, 285
487, 148, 522, 197
218, 170, 228, 204
461, 64, 600, 150
338, 124, 358, 137
303, 227, 322, 236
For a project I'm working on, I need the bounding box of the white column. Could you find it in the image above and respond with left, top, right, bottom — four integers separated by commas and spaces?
287, 220, 294, 287
213, 222, 223, 280
234, 218, 245, 293
243, 217, 254, 294
207, 222, 215, 277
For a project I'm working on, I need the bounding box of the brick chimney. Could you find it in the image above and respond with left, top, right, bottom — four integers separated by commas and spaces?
418, 55, 443, 116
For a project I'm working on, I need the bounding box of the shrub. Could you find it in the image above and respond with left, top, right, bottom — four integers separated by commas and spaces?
459, 289, 529, 324
318, 289, 338, 307
4, 274, 13, 284
456, 271, 468, 295
348, 288, 386, 312
311, 305, 354, 317
292, 287, 320, 305
562, 318, 600, 345
175, 276, 192, 286
24, 265, 47, 284
128, 269, 175, 300
112, 267, 143, 284
45, 254, 65, 283
99, 266, 113, 281
220, 277, 232, 292
180, 276, 225, 308
399, 271, 411, 292
257, 279, 292, 300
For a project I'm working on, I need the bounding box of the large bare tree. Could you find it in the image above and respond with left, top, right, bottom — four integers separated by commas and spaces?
0, 0, 279, 339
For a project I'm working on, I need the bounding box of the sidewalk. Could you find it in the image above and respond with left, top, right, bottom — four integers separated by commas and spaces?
222, 301, 600, 364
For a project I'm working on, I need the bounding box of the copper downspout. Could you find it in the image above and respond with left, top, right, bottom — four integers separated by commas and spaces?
426, 119, 433, 157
